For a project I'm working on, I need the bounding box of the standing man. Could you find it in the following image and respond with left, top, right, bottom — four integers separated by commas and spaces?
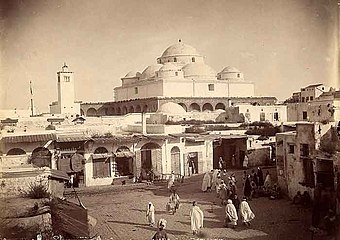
190, 201, 204, 235
187, 156, 193, 176
202, 171, 212, 192
219, 157, 224, 171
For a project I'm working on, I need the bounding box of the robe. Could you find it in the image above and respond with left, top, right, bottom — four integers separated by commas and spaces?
240, 200, 255, 223
226, 201, 238, 225
264, 174, 272, 189
244, 178, 252, 198
190, 206, 204, 231
146, 203, 155, 225
211, 170, 218, 190
202, 172, 211, 192
257, 168, 264, 187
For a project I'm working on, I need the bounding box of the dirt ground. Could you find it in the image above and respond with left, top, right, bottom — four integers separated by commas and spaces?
65, 167, 332, 240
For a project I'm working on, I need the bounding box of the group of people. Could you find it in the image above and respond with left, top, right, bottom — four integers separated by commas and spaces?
146, 199, 204, 239
225, 197, 255, 228
242, 168, 281, 200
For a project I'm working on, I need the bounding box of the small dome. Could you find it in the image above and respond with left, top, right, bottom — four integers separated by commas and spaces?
157, 102, 186, 115
182, 63, 216, 77
161, 42, 200, 58
124, 71, 137, 78
159, 62, 179, 72
141, 64, 163, 79
220, 66, 241, 73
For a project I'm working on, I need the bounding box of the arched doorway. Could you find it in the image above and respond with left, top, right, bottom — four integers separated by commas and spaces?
115, 146, 134, 176
140, 142, 162, 179
87, 108, 97, 116
202, 103, 213, 112
7, 148, 26, 155
178, 103, 187, 112
31, 147, 52, 168
117, 107, 121, 115
170, 146, 181, 174
129, 106, 134, 113
142, 105, 148, 113
98, 108, 108, 116
189, 103, 200, 112
215, 103, 226, 110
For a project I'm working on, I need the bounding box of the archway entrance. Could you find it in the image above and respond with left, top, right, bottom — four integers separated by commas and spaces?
140, 142, 162, 179
170, 146, 181, 174
114, 146, 134, 176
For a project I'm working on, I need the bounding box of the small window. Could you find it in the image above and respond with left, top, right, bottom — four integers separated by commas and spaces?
310, 96, 313, 101
237, 73, 240, 78
301, 97, 305, 102
302, 111, 308, 120
64, 76, 70, 82
322, 87, 324, 90
288, 144, 295, 154
260, 112, 265, 121
274, 112, 279, 121
306, 97, 309, 102
174, 57, 177, 62
175, 72, 178, 76
192, 57, 195, 62
300, 144, 309, 157
134, 87, 138, 94
208, 84, 214, 91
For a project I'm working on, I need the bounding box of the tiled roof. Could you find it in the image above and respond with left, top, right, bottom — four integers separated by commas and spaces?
56, 134, 91, 142
1, 133, 56, 143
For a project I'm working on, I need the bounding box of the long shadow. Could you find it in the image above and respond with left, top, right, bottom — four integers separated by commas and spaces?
108, 220, 188, 236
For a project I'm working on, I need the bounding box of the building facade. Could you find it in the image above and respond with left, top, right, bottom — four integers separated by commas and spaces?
80, 41, 277, 116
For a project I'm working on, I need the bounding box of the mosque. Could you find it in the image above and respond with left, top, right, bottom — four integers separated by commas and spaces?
81, 40, 276, 116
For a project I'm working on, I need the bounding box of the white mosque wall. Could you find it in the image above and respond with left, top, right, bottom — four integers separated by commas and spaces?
228, 83, 255, 97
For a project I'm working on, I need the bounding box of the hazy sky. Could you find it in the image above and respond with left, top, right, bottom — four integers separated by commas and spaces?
1, 0, 339, 113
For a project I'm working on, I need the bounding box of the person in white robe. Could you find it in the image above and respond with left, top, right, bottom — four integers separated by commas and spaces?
240, 197, 255, 226
243, 155, 249, 169
211, 169, 218, 190
146, 202, 155, 227
168, 171, 176, 190
201, 171, 212, 192
264, 171, 272, 190
225, 199, 238, 228
190, 201, 204, 235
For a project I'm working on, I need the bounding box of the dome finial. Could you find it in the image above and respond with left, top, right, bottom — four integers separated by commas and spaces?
179, 39, 181, 43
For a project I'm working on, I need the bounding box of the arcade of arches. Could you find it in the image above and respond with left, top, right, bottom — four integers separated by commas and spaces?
80, 97, 276, 116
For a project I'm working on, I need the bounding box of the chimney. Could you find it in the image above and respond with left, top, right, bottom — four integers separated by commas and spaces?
142, 112, 147, 135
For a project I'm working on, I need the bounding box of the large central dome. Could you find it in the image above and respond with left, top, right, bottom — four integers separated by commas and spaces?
161, 42, 200, 58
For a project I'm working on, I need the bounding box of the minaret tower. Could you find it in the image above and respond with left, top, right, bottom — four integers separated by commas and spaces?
56, 63, 76, 114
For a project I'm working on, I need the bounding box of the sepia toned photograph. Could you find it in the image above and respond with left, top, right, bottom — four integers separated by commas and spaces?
0, 0, 339, 239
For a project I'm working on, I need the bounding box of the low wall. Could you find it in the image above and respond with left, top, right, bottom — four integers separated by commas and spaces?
0, 167, 65, 198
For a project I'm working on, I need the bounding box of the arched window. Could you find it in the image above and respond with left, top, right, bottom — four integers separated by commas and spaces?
192, 57, 195, 63
175, 72, 178, 76
174, 57, 177, 62
7, 148, 26, 155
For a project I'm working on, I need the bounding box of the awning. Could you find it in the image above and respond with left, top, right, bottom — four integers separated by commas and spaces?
56, 134, 91, 142
1, 133, 56, 143
91, 153, 113, 159
114, 151, 135, 158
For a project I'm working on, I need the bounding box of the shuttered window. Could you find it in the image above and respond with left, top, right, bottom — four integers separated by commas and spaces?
93, 158, 111, 178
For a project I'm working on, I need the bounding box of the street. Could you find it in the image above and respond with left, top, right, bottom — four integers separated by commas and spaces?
66, 168, 323, 240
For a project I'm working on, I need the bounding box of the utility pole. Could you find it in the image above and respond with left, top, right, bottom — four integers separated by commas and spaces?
30, 81, 34, 116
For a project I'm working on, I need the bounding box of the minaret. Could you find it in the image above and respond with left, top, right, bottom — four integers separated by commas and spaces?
57, 63, 75, 114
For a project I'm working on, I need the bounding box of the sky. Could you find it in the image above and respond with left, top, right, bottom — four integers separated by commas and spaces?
0, 0, 339, 113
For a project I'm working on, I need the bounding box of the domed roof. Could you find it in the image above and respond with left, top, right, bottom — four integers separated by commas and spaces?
220, 66, 241, 73
161, 42, 200, 58
182, 63, 216, 77
157, 102, 186, 115
124, 71, 137, 78
141, 64, 163, 79
159, 62, 179, 72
